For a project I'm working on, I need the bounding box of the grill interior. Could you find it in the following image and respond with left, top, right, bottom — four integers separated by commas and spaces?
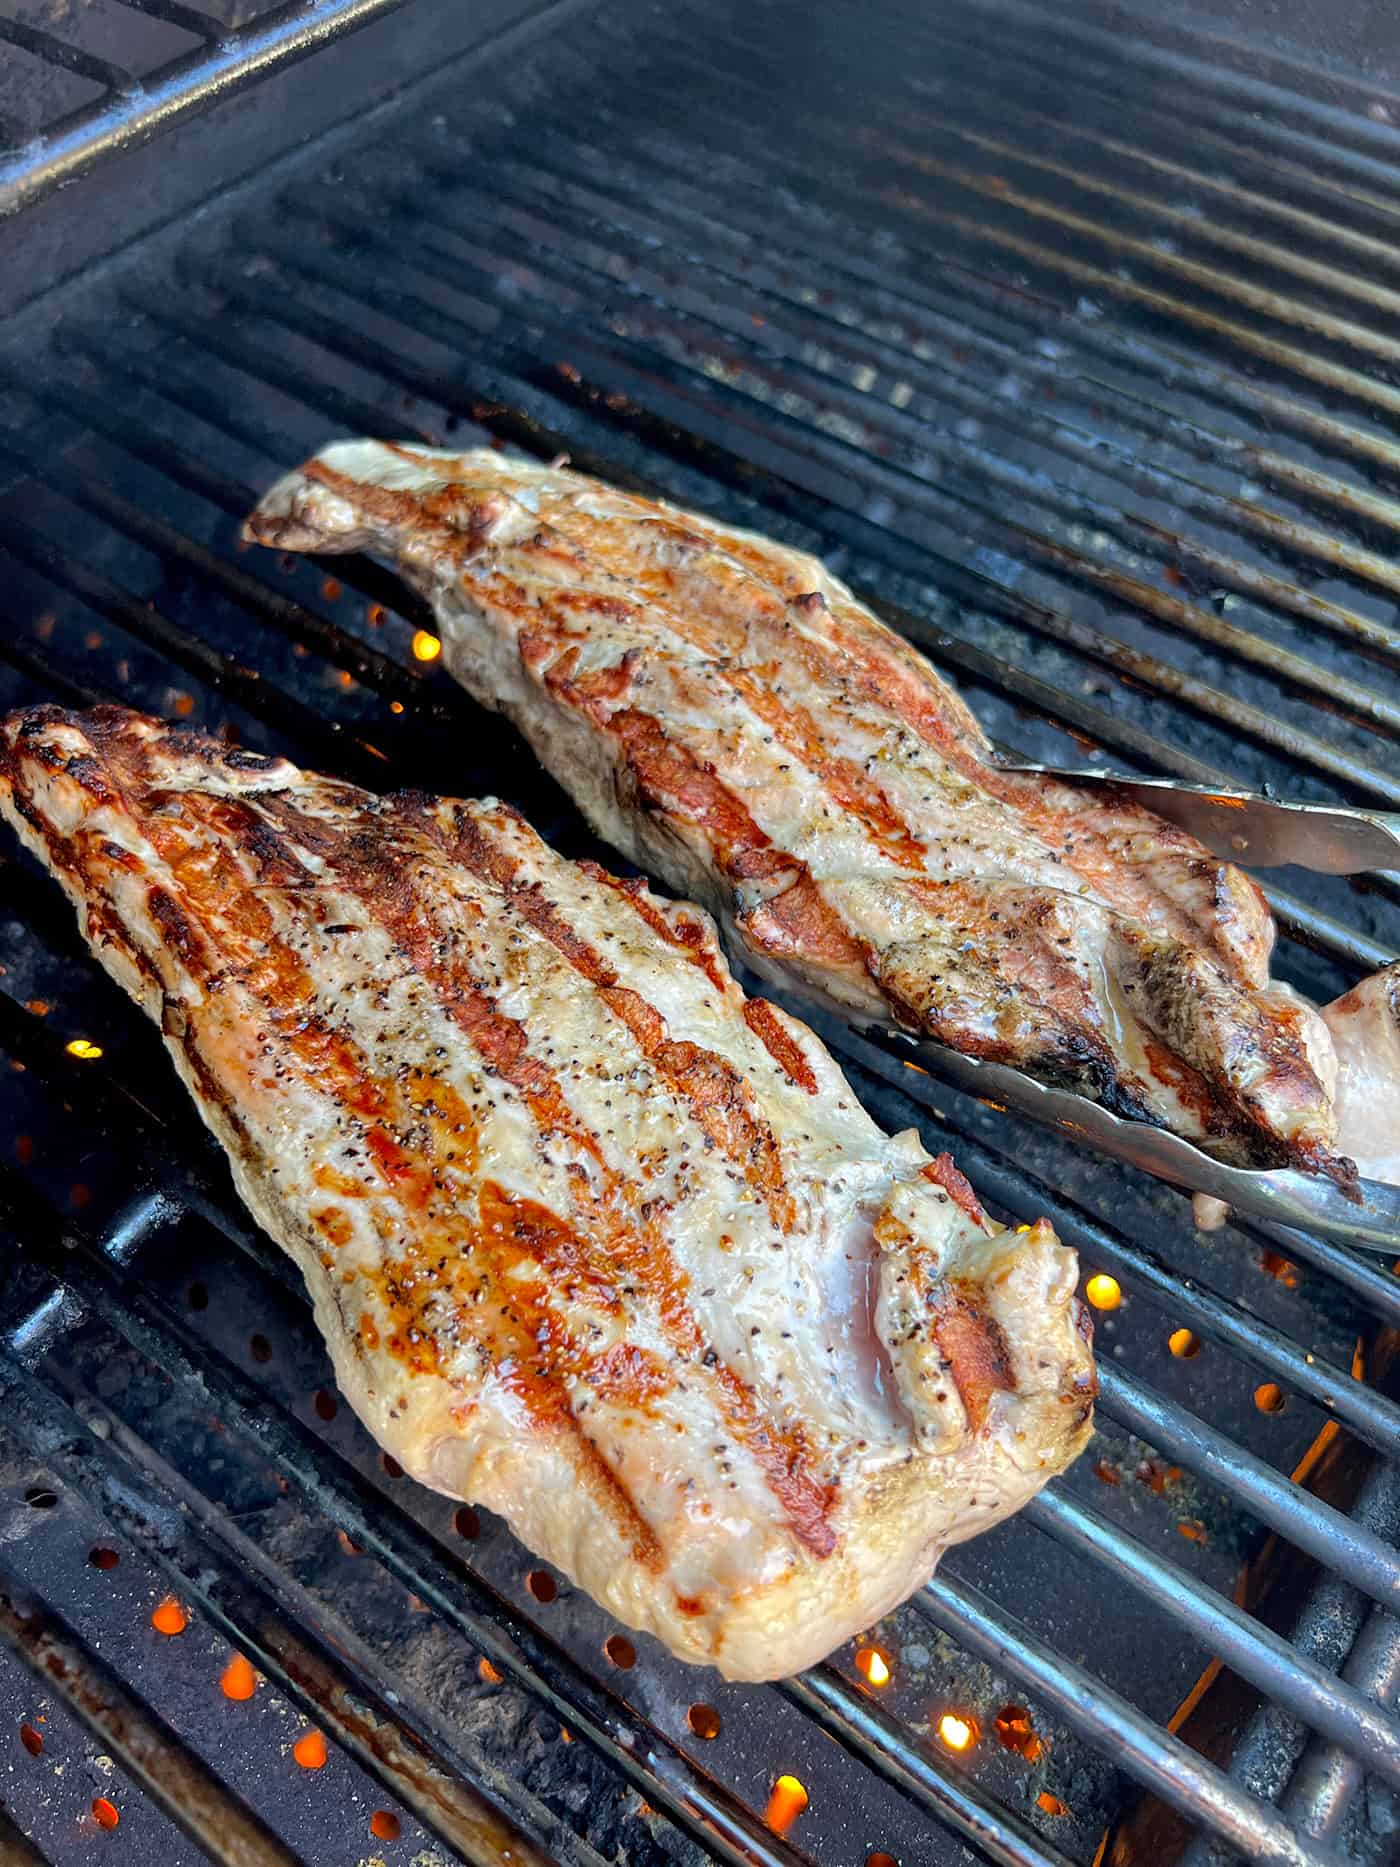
1, 2, 1399, 1863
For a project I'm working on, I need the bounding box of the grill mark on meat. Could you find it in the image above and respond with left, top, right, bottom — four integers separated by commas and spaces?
740, 998, 820, 1097
723, 665, 928, 870
922, 1154, 987, 1228
931, 1280, 1018, 1435
578, 864, 727, 992
442, 804, 798, 1229
4, 724, 659, 1557
541, 499, 1264, 976
40, 752, 670, 1564
602, 708, 868, 973
258, 790, 840, 1555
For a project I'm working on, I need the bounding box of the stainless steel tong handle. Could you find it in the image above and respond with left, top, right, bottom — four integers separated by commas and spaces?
873, 1032, 1400, 1253
1000, 766, 1400, 875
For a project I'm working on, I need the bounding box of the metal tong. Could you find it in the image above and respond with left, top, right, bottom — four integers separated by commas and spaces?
880, 766, 1400, 1252
1001, 766, 1400, 876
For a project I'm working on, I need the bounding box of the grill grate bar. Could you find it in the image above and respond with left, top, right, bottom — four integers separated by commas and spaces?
0, 1801, 49, 1867
1245, 1220, 1400, 1326
0, 964, 1388, 1861
1024, 1489, 1400, 1787
0, 494, 393, 785
557, 11, 1400, 565
0, 1167, 823, 1867
779, 1670, 1075, 1867
0, 415, 448, 717
0, 0, 425, 219
917, 1574, 1336, 1867
406, 127, 1400, 670
197, 234, 1400, 814
1095, 1363, 1400, 1613
114, 0, 225, 42
0, 1305, 587, 1867
0, 1557, 302, 1867
0, 18, 137, 96
0, 1170, 1354, 1867
239, 190, 1400, 723
54, 308, 1399, 977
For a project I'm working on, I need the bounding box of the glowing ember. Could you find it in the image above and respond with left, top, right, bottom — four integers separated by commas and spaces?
604, 1634, 636, 1669
65, 1038, 104, 1061
91, 1797, 120, 1830
292, 1729, 328, 1770
765, 1774, 809, 1834
88, 1546, 119, 1571
151, 1596, 188, 1636
1168, 1328, 1201, 1359
19, 1724, 42, 1757
221, 1654, 257, 1701
867, 1855, 899, 1867
369, 1811, 401, 1842
1037, 1791, 1070, 1817
1259, 1249, 1301, 1290
855, 1647, 891, 1687
937, 1713, 978, 1752
994, 1704, 1043, 1763
478, 1658, 503, 1685
411, 630, 442, 662
1177, 1519, 1209, 1545
687, 1704, 721, 1740
1084, 1274, 1120, 1311
1254, 1382, 1286, 1414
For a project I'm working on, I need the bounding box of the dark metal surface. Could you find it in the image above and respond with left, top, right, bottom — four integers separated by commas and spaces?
1, 1, 1399, 1864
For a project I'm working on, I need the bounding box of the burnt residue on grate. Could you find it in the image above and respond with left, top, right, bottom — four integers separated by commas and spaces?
0, 1, 1399, 1863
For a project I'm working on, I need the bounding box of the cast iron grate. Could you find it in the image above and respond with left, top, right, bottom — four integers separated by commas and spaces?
0, 0, 415, 210
0, 2, 1398, 1863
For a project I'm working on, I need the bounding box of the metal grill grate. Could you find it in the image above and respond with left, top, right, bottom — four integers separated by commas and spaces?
0, 1, 408, 204
0, 2, 1398, 1863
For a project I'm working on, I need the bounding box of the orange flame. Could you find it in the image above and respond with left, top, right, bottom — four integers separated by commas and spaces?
151, 1596, 188, 1637
765, 1774, 809, 1834
938, 1712, 978, 1752
221, 1654, 257, 1702
292, 1729, 328, 1770
91, 1797, 120, 1830
855, 1647, 891, 1687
